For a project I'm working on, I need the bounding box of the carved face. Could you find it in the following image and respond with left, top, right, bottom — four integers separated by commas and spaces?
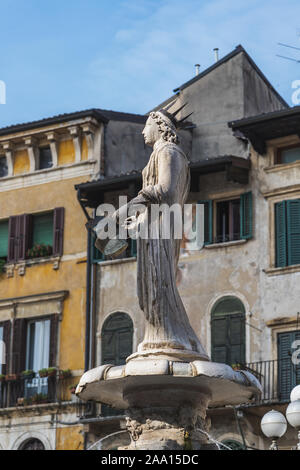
142, 117, 159, 146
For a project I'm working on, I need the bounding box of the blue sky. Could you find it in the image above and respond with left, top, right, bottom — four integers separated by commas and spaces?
0, 0, 300, 127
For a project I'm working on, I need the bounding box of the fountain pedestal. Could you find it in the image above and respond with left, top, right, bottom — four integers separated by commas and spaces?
76, 359, 261, 450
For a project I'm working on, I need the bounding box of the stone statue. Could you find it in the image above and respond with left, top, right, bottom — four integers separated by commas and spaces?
96, 103, 209, 362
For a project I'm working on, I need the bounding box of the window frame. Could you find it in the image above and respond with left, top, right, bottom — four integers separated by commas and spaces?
38, 146, 53, 170
276, 143, 300, 165
274, 197, 300, 268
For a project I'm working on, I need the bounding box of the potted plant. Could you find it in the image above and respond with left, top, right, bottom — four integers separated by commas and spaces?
231, 364, 240, 371
0, 374, 5, 382
31, 393, 48, 404
27, 244, 52, 259
0, 259, 5, 273
69, 385, 77, 395
38, 368, 48, 378
21, 370, 35, 380
47, 367, 57, 378
5, 374, 18, 381
23, 397, 33, 406
59, 369, 72, 379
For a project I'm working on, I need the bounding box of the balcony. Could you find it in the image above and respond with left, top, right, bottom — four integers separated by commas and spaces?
239, 359, 300, 404
0, 374, 77, 409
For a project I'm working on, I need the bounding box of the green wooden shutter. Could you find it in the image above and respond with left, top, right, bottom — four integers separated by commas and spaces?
278, 331, 300, 401
130, 238, 137, 257
275, 201, 287, 268
198, 200, 213, 245
211, 317, 228, 363
90, 230, 104, 263
0, 221, 8, 259
240, 192, 253, 239
229, 314, 245, 365
287, 199, 300, 266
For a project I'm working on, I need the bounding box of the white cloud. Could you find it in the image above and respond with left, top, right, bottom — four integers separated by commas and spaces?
87, 0, 300, 112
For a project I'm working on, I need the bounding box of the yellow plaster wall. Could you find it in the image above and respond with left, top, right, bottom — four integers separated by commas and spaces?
56, 426, 84, 450
0, 176, 89, 371
81, 137, 88, 161
58, 139, 75, 165
13, 149, 30, 175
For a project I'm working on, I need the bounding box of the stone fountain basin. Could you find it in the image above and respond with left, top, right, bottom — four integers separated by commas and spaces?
76, 360, 262, 409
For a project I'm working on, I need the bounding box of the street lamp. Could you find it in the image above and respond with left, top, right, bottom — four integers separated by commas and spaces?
261, 385, 300, 450
261, 410, 287, 450
286, 385, 300, 450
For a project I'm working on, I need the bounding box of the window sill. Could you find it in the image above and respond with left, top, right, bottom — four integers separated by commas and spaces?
264, 161, 300, 173
96, 256, 136, 267
5, 256, 61, 277
263, 264, 300, 276
204, 239, 248, 249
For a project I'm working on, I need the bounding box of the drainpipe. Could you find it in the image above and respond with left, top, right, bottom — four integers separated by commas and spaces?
85, 227, 92, 372
76, 189, 92, 372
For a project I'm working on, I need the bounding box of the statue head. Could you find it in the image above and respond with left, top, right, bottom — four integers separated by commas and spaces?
142, 111, 178, 147
142, 101, 193, 147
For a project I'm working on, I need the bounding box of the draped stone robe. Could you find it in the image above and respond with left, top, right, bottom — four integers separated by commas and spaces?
134, 138, 208, 361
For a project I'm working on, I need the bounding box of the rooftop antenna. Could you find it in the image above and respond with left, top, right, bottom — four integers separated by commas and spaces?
277, 41, 300, 63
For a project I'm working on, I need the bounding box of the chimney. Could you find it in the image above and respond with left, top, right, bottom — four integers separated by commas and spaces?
194, 64, 200, 76
213, 48, 219, 62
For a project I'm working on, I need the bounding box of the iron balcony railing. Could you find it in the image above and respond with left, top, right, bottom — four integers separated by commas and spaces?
0, 375, 76, 409
240, 358, 300, 404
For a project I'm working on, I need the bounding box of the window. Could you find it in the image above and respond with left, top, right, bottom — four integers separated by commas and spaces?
18, 438, 45, 450
278, 331, 300, 401
216, 199, 240, 243
101, 312, 133, 417
276, 144, 300, 165
199, 192, 252, 245
211, 297, 245, 366
91, 230, 137, 263
30, 212, 54, 257
0, 326, 3, 375
38, 147, 52, 170
0, 157, 8, 178
275, 199, 300, 268
0, 220, 9, 261
25, 319, 50, 398
7, 207, 64, 263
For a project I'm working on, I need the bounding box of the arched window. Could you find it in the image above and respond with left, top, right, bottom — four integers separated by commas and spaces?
18, 438, 45, 450
101, 312, 133, 366
211, 297, 245, 366
221, 439, 244, 450
101, 313, 133, 417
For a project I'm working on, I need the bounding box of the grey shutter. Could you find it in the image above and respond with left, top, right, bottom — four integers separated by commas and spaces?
240, 192, 253, 240
287, 199, 300, 266
275, 201, 287, 268
18, 214, 33, 260
12, 318, 27, 374
53, 208, 64, 256
8, 216, 18, 263
49, 314, 59, 367
1, 320, 11, 375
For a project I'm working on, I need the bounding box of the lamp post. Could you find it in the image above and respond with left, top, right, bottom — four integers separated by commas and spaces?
261, 410, 287, 450
261, 385, 300, 450
286, 385, 300, 450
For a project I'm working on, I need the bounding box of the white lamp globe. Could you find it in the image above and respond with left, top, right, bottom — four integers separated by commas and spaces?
286, 400, 300, 429
261, 410, 287, 438
290, 385, 300, 402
